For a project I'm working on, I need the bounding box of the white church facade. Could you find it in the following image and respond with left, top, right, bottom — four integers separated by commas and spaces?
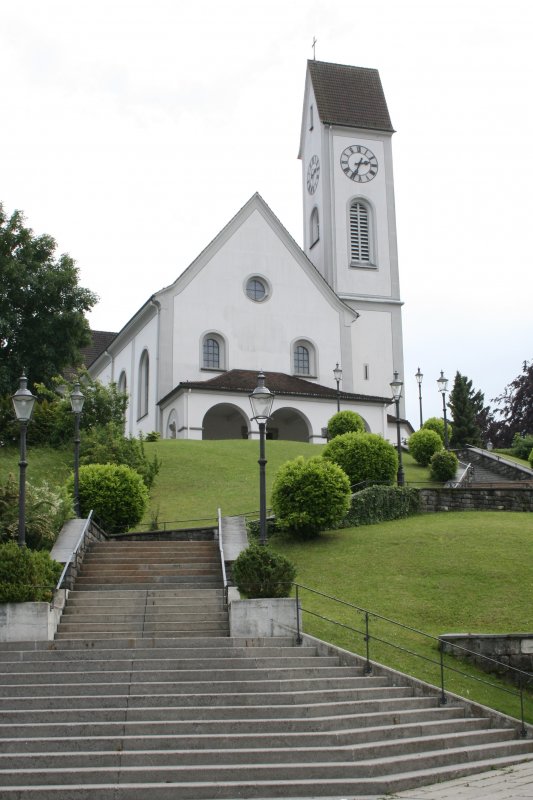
88, 60, 407, 443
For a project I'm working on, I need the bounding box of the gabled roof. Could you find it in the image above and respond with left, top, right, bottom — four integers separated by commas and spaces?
159, 369, 391, 407
81, 330, 117, 368
308, 60, 394, 133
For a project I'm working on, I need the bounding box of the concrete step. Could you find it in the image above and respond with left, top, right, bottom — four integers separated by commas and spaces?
0, 741, 531, 787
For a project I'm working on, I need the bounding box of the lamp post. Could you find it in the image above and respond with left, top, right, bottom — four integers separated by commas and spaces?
415, 367, 423, 429
390, 371, 405, 487
249, 372, 275, 546
70, 382, 85, 517
333, 363, 342, 412
11, 373, 36, 547
437, 370, 449, 449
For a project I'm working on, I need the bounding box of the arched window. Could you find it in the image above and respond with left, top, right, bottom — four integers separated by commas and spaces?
310, 207, 319, 247
138, 350, 149, 419
292, 339, 317, 377
201, 332, 226, 370
118, 370, 127, 395
203, 337, 220, 369
349, 199, 373, 265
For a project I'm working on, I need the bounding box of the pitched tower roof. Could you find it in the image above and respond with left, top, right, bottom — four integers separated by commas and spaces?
307, 60, 394, 132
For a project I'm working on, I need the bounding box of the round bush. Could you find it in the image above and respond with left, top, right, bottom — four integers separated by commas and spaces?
408, 428, 443, 466
271, 456, 351, 537
430, 450, 459, 482
327, 410, 365, 439
422, 416, 451, 444
70, 463, 149, 534
322, 432, 398, 488
528, 447, 533, 469
232, 544, 296, 598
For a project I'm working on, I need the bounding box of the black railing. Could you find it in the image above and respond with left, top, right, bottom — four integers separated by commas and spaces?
293, 582, 532, 737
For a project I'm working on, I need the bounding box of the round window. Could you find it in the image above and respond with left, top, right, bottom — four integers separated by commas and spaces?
246, 277, 267, 302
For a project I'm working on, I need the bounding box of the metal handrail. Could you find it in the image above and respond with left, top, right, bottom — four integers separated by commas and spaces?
217, 508, 228, 606
55, 510, 94, 592
293, 582, 532, 737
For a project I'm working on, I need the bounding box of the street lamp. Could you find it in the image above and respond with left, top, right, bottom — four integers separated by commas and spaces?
70, 382, 85, 517
11, 373, 36, 547
390, 371, 405, 487
249, 372, 275, 546
415, 367, 423, 429
437, 370, 449, 449
333, 363, 342, 412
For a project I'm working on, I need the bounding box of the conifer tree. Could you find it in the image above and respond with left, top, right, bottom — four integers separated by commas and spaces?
448, 372, 483, 448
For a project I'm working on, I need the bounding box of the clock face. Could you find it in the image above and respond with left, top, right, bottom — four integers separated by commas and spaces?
306, 155, 320, 194
340, 145, 378, 183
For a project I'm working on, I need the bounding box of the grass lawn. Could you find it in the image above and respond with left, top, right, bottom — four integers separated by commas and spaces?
269, 511, 533, 723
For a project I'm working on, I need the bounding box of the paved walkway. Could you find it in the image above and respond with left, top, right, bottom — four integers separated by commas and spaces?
220, 514, 248, 561
374, 759, 533, 799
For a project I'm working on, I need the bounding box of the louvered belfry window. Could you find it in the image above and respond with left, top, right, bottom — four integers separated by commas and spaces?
350, 201, 370, 263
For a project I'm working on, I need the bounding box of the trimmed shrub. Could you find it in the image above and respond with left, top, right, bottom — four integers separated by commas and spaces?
511, 433, 533, 461
271, 456, 351, 537
408, 428, 443, 466
430, 450, 459, 482
327, 410, 365, 439
232, 544, 296, 598
422, 416, 452, 445
81, 422, 161, 488
69, 463, 149, 534
345, 485, 420, 527
0, 474, 74, 550
0, 542, 62, 603
322, 432, 398, 488
529, 448, 533, 469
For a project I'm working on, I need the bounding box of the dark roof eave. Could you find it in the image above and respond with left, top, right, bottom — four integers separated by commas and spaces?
159, 381, 391, 407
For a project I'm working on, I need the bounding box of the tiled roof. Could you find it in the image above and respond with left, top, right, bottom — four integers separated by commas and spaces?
162, 369, 390, 405
81, 330, 117, 367
308, 60, 394, 132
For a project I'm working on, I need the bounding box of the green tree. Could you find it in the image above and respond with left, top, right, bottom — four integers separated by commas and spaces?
492, 359, 533, 446
0, 205, 97, 395
448, 372, 483, 448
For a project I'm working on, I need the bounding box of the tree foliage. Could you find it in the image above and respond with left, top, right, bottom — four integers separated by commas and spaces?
448, 372, 484, 449
0, 205, 97, 395
271, 456, 351, 538
422, 416, 450, 444
492, 360, 533, 446
322, 432, 398, 488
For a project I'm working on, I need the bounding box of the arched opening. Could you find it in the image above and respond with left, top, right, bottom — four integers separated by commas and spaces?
166, 409, 178, 439
269, 407, 311, 442
202, 403, 250, 440
138, 350, 149, 419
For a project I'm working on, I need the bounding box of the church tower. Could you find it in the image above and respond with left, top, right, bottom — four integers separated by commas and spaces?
298, 60, 405, 408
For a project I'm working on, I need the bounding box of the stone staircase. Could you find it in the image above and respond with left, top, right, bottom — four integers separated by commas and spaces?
0, 538, 531, 799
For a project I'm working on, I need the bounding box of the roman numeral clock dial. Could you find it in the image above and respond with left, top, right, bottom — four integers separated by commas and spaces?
340, 145, 378, 183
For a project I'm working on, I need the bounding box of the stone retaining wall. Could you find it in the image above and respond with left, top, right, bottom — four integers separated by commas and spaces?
439, 633, 533, 684
419, 487, 533, 512
456, 447, 533, 482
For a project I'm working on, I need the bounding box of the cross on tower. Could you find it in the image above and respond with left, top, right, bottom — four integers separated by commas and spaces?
312, 37, 317, 60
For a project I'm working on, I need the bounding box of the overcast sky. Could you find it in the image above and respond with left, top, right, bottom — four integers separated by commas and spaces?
2, 0, 532, 425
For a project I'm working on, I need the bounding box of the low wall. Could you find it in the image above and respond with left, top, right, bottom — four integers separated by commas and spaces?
0, 590, 67, 642
419, 487, 533, 512
457, 447, 533, 482
440, 633, 533, 684
229, 593, 298, 638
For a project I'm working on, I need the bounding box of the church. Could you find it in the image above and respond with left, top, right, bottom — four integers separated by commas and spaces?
88, 59, 407, 443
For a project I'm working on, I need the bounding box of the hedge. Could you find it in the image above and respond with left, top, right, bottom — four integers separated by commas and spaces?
344, 485, 420, 527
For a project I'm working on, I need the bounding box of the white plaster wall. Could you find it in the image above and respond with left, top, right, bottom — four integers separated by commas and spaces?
301, 81, 326, 275
170, 209, 343, 391
331, 133, 393, 298
161, 389, 388, 441
350, 308, 394, 399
